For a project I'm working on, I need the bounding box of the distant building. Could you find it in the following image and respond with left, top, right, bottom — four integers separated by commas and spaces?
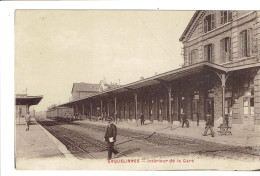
71, 82, 99, 101
98, 80, 119, 93
15, 94, 43, 124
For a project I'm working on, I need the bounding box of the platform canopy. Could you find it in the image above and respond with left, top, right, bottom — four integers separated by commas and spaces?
16, 95, 43, 106
59, 61, 226, 106
58, 61, 260, 107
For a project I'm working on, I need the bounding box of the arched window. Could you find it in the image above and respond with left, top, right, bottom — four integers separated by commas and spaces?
204, 13, 216, 33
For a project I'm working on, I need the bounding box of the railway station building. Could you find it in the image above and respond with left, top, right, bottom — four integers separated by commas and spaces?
71, 81, 119, 101
59, 11, 260, 131
71, 82, 99, 101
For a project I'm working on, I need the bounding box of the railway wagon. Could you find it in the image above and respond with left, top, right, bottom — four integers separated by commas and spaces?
46, 107, 74, 122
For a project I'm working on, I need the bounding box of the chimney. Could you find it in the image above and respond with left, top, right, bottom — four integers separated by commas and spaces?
140, 77, 144, 80
155, 72, 158, 76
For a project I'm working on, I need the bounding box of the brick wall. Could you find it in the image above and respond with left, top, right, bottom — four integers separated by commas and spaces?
254, 69, 260, 125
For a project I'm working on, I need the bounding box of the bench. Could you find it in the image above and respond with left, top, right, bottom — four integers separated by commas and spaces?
217, 124, 232, 136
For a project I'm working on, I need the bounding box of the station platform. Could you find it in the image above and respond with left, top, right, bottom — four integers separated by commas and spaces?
74, 119, 260, 147
15, 117, 75, 169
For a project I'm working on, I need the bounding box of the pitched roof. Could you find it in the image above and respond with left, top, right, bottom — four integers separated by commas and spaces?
71, 82, 99, 93
179, 10, 201, 42
61, 61, 236, 107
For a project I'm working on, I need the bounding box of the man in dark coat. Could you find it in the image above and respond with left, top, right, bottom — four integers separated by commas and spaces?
203, 115, 215, 137
181, 112, 189, 128
104, 117, 119, 160
140, 113, 145, 125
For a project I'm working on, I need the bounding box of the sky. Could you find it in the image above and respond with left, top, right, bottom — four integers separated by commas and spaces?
15, 10, 195, 111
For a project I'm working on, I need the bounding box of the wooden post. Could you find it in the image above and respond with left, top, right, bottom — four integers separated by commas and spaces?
176, 88, 179, 122
168, 86, 172, 123
90, 103, 92, 117
148, 97, 150, 120
101, 99, 103, 122
134, 93, 138, 126
123, 100, 126, 119
107, 100, 110, 117
82, 104, 84, 115
114, 97, 117, 124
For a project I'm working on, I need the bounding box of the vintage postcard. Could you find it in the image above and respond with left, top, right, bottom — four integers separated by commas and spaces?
15, 10, 260, 170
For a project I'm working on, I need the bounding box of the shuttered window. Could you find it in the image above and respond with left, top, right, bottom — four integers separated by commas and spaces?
240, 29, 252, 58
220, 37, 232, 62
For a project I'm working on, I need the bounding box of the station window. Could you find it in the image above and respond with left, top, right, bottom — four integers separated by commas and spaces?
220, 37, 232, 62
204, 14, 216, 33
220, 11, 232, 24
243, 97, 254, 115
204, 44, 214, 62
225, 99, 232, 115
240, 29, 252, 58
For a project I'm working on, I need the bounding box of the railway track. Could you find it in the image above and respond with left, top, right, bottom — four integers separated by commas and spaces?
37, 119, 260, 161
74, 122, 260, 161
37, 120, 107, 159
74, 122, 223, 147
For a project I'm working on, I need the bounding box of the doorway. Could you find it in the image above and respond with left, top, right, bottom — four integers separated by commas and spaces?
242, 97, 254, 130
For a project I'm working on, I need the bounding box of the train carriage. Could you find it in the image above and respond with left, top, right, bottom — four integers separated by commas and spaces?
46, 107, 74, 122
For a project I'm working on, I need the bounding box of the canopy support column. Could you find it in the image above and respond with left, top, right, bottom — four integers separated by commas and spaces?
134, 93, 138, 126
101, 99, 103, 122
167, 86, 172, 123
215, 73, 230, 125
114, 97, 117, 124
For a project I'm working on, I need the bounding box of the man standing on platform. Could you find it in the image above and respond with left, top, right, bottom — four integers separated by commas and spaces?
181, 112, 189, 128
203, 115, 215, 137
25, 112, 31, 131
140, 113, 145, 125
104, 117, 119, 160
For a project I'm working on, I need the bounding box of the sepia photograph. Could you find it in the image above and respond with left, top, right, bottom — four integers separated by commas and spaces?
14, 9, 260, 170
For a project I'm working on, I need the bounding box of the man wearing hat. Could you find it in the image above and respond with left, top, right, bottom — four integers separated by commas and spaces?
104, 117, 119, 160
25, 112, 31, 131
203, 114, 215, 137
